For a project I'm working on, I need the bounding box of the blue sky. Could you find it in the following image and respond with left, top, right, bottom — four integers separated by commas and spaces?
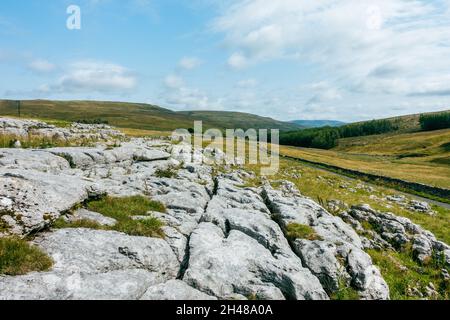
1, 0, 450, 122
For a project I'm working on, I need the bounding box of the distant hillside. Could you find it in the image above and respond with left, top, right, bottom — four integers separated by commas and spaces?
179, 111, 301, 131
290, 120, 346, 128
358, 109, 450, 133
280, 109, 450, 150
0, 100, 299, 132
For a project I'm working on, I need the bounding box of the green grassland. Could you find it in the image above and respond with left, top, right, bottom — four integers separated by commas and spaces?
278, 128, 450, 190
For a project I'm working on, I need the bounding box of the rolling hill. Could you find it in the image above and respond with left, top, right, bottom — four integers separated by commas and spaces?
179, 110, 301, 131
0, 100, 301, 132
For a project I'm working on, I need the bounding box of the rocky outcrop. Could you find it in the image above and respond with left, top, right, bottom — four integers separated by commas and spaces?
343, 204, 450, 265
34, 228, 179, 275
0, 269, 161, 300
262, 181, 390, 300
0, 149, 71, 172
183, 223, 327, 300
0, 117, 124, 141
0, 169, 91, 235
0, 228, 179, 300
141, 280, 217, 300
2, 117, 447, 300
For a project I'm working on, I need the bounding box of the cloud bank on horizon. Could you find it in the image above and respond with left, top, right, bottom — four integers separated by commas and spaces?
0, 0, 450, 122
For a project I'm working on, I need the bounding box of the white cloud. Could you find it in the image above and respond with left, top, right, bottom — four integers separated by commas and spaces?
164, 86, 224, 110
236, 78, 257, 88
164, 74, 184, 89
179, 57, 202, 70
305, 82, 343, 105
162, 74, 223, 110
28, 59, 56, 73
213, 0, 450, 97
227, 52, 248, 69
54, 60, 137, 93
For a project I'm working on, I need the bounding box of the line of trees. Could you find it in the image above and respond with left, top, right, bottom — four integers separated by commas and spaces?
419, 112, 450, 131
280, 119, 397, 150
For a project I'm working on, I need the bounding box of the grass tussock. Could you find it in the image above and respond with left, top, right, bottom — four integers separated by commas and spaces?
87, 195, 166, 218
0, 237, 53, 276
285, 223, 323, 241
114, 217, 164, 238
55, 196, 166, 238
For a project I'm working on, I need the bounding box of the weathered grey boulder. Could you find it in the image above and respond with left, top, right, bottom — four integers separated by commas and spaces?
170, 143, 194, 163
141, 280, 217, 300
153, 210, 199, 237
344, 245, 390, 300
347, 204, 450, 265
0, 149, 70, 172
408, 200, 432, 214
203, 207, 292, 256
0, 228, 181, 300
162, 226, 188, 264
292, 240, 348, 293
34, 228, 180, 276
47, 142, 170, 170
146, 178, 210, 215
0, 117, 39, 136
0, 269, 160, 300
0, 169, 90, 234
263, 183, 361, 247
47, 147, 103, 168
0, 117, 124, 142
262, 183, 389, 300
412, 234, 433, 263
183, 223, 328, 300
206, 176, 269, 214
129, 147, 170, 162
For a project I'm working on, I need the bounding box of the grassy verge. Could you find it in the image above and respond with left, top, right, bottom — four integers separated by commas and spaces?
54, 196, 166, 238
0, 238, 53, 276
